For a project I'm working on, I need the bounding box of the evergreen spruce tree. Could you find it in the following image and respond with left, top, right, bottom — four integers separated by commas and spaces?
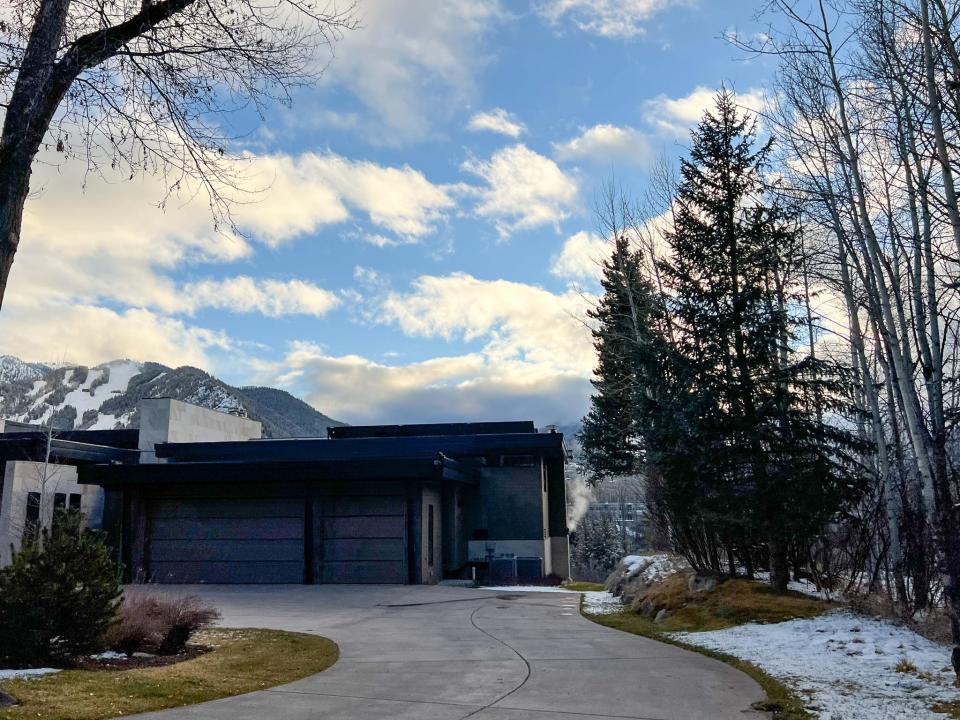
580, 234, 663, 484
653, 90, 864, 588
581, 90, 866, 589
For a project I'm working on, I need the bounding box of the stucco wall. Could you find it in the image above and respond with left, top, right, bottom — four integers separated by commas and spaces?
138, 398, 262, 462
0, 460, 103, 565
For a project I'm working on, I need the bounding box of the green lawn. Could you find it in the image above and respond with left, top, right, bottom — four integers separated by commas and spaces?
0, 628, 338, 720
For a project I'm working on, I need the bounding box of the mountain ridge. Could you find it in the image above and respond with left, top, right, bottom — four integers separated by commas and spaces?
0, 355, 345, 438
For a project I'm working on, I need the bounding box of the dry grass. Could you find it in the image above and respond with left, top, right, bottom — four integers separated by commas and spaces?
895, 658, 918, 674
0, 628, 338, 720
848, 591, 953, 645
932, 700, 960, 718
639, 578, 828, 633
563, 581, 606, 592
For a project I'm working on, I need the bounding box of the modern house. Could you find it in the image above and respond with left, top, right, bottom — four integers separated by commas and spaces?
0, 398, 570, 585
0, 420, 139, 565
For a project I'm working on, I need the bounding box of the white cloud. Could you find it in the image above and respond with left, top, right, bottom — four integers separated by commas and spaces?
553, 124, 652, 165
0, 303, 229, 369
252, 271, 597, 423
644, 85, 768, 137
551, 231, 609, 281
536, 0, 693, 38
9, 148, 454, 323
258, 342, 592, 425
462, 144, 579, 237
467, 108, 527, 138
239, 152, 456, 245
380, 272, 596, 375
319, 1, 505, 143
180, 277, 341, 317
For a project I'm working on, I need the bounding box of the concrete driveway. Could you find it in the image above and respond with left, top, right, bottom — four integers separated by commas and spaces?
129, 585, 769, 720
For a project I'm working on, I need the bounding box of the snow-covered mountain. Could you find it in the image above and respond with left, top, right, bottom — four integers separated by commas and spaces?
0, 356, 345, 438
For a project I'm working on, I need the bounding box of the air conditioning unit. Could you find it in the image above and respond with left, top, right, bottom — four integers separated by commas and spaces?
516, 557, 543, 583
489, 556, 517, 585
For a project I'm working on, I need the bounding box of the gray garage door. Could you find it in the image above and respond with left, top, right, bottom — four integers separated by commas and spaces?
322, 495, 407, 583
148, 497, 306, 583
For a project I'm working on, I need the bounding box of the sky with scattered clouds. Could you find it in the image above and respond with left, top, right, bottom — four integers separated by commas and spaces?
1, 0, 777, 426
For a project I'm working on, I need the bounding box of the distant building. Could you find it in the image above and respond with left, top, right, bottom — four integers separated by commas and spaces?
579, 495, 648, 551
0, 400, 570, 584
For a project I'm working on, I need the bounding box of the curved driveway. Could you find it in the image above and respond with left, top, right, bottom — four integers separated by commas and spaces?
130, 585, 769, 720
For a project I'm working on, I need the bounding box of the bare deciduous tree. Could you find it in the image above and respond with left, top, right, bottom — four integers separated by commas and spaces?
0, 0, 357, 308
742, 0, 960, 675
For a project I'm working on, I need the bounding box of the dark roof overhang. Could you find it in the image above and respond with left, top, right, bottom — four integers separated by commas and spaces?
0, 436, 141, 465
328, 421, 537, 439
78, 452, 479, 488
0, 429, 140, 449
152, 431, 566, 464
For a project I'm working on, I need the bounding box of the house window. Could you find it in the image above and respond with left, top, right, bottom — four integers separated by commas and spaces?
23, 492, 41, 543
69, 493, 82, 510
52, 493, 67, 529
427, 504, 435, 567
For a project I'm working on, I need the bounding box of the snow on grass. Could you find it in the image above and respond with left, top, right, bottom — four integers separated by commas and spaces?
673, 610, 959, 720
751, 571, 835, 601
0, 668, 60, 680
582, 591, 623, 615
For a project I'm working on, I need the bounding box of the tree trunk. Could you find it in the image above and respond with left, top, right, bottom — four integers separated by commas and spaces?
0, 153, 36, 311
769, 536, 789, 593
0, 0, 75, 310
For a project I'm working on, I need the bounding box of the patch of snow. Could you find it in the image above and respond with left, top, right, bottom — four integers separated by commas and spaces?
0, 667, 60, 679
752, 571, 835, 600
60, 360, 142, 419
91, 651, 127, 660
622, 553, 689, 584
673, 611, 960, 719
478, 586, 577, 593
0, 356, 45, 383
582, 591, 623, 615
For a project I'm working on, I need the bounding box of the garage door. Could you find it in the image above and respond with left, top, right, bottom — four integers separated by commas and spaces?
322, 495, 407, 583
147, 497, 305, 583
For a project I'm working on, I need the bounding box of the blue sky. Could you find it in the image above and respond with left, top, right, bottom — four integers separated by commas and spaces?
1, 0, 777, 426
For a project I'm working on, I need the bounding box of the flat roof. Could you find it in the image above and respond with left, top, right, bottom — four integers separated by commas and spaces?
79, 453, 478, 487
328, 421, 537, 439
153, 431, 565, 464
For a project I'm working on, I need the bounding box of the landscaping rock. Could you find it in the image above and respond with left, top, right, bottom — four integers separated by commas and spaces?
603, 553, 692, 606
654, 608, 672, 624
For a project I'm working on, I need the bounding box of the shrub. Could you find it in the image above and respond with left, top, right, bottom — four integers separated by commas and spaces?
105, 594, 220, 656
0, 510, 121, 667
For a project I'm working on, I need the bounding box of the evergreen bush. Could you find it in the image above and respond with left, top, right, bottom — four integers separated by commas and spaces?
0, 510, 121, 667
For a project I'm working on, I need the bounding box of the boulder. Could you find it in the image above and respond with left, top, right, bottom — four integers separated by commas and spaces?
0, 690, 17, 708
603, 553, 692, 607
654, 608, 672, 624
687, 573, 718, 594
